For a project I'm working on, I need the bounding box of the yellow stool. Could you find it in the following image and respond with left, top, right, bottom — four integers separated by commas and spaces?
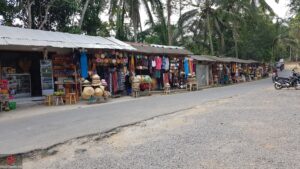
132, 89, 140, 98
54, 96, 64, 106
164, 86, 171, 95
68, 93, 77, 104
44, 95, 53, 106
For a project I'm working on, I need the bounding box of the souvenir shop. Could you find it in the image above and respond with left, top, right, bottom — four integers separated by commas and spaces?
191, 55, 215, 86
126, 43, 194, 91
210, 57, 231, 85
0, 50, 47, 110
90, 49, 128, 96
0, 51, 43, 99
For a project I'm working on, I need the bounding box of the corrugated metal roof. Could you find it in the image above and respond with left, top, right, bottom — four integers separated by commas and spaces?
126, 42, 192, 55
207, 56, 232, 63
220, 57, 259, 64
0, 26, 123, 49
191, 55, 216, 62
106, 37, 136, 51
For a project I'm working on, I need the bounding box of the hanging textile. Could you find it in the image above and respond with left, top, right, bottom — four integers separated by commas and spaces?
165, 57, 170, 70
189, 59, 193, 74
163, 56, 170, 70
155, 70, 161, 78
184, 58, 189, 77
130, 55, 135, 71
163, 73, 169, 84
109, 73, 112, 93
118, 71, 125, 91
113, 72, 118, 93
80, 51, 88, 78
155, 57, 162, 70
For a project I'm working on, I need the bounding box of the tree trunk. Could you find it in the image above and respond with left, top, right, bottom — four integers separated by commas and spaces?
25, 0, 34, 29
207, 13, 214, 55
179, 0, 183, 44
133, 23, 138, 42
38, 1, 54, 30
214, 19, 224, 55
290, 46, 292, 61
167, 0, 172, 45
233, 25, 239, 58
79, 0, 91, 29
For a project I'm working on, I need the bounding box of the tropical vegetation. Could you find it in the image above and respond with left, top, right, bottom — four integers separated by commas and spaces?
0, 0, 300, 62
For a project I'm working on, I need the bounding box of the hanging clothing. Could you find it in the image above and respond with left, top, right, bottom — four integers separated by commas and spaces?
155, 57, 162, 70
80, 52, 88, 78
118, 71, 125, 91
163, 57, 170, 70
152, 60, 156, 67
155, 70, 161, 78
163, 73, 169, 84
112, 72, 118, 94
130, 55, 135, 71
184, 58, 189, 77
189, 59, 193, 73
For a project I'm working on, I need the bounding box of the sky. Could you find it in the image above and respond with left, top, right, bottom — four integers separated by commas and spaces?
0, 0, 291, 28
138, 0, 291, 28
266, 0, 290, 19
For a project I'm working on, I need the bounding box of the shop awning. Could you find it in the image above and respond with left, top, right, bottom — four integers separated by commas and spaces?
191, 55, 216, 62
0, 26, 130, 50
106, 37, 136, 51
220, 57, 259, 64
126, 42, 193, 55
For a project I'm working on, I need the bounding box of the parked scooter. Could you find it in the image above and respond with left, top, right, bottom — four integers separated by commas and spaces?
273, 69, 300, 90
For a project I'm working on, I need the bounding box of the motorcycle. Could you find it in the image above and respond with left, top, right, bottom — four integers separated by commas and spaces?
273, 69, 300, 90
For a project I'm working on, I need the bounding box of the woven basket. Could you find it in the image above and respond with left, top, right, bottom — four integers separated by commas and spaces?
132, 82, 140, 89
81, 93, 91, 100
82, 87, 95, 96
94, 88, 104, 96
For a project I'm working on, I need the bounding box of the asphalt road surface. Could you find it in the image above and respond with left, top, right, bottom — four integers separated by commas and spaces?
0, 71, 292, 155
21, 72, 299, 169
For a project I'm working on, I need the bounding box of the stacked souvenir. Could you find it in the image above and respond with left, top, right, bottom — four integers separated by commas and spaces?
82, 74, 111, 100
132, 77, 141, 91
82, 80, 93, 99
187, 73, 196, 83
140, 75, 152, 91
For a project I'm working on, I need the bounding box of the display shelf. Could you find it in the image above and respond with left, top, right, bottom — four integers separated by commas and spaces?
52, 55, 79, 96
7, 73, 31, 98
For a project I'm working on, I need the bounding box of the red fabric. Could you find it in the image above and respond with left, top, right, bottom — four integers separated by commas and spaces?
113, 72, 118, 93
163, 73, 169, 84
155, 57, 162, 70
140, 83, 151, 91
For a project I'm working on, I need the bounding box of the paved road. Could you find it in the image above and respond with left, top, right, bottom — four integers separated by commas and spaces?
23, 72, 300, 169
0, 77, 274, 154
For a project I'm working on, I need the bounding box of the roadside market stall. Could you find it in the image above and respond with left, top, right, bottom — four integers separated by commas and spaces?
0, 26, 132, 107
126, 42, 193, 94
191, 55, 216, 87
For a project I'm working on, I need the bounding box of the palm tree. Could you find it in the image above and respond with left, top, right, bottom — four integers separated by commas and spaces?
109, 0, 161, 42
178, 0, 228, 55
